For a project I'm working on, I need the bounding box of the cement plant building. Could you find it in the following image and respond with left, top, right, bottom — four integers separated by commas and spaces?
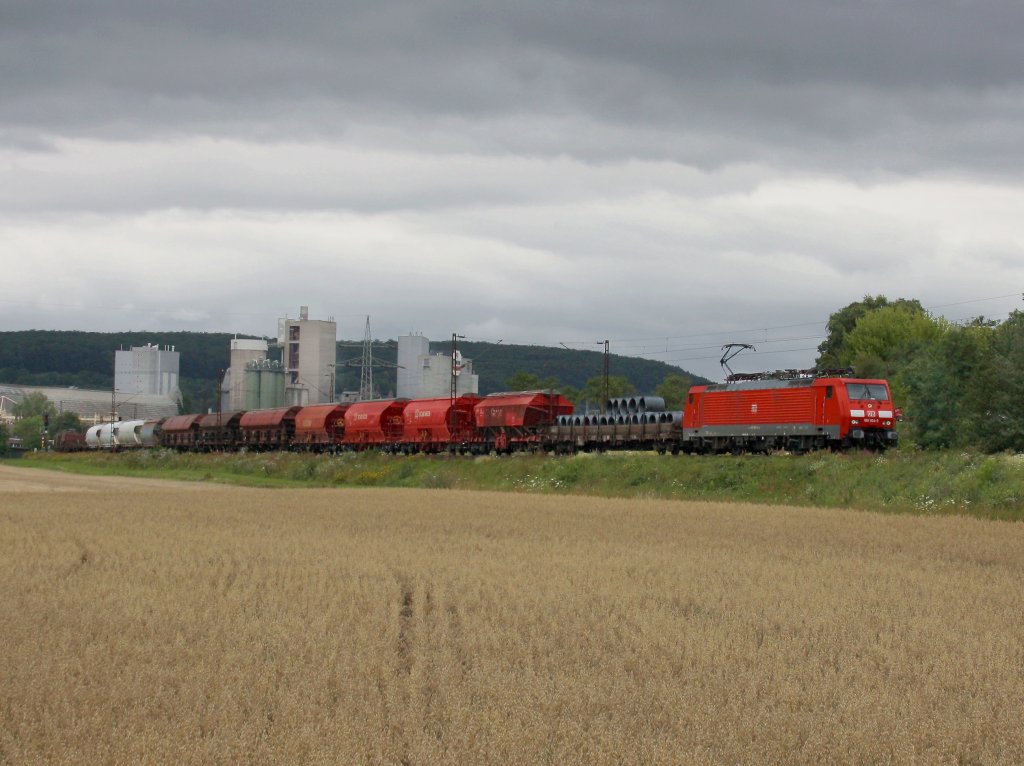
2, 342, 182, 423
280, 306, 337, 406
224, 338, 269, 411
397, 334, 479, 399
114, 344, 180, 398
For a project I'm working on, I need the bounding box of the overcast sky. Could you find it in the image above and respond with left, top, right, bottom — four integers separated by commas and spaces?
2, 0, 1022, 381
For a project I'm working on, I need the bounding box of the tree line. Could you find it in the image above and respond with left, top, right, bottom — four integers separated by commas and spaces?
1, 392, 84, 453
815, 295, 1024, 452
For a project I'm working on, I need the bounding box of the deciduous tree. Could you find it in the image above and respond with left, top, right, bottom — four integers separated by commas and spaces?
11, 392, 83, 437
12, 391, 56, 419
962, 311, 1024, 451
13, 415, 44, 447
505, 371, 559, 392
816, 296, 925, 370
655, 373, 692, 412
573, 376, 635, 410
842, 304, 942, 379
898, 323, 989, 449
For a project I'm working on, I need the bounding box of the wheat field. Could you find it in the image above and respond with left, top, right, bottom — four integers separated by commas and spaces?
1, 465, 1022, 765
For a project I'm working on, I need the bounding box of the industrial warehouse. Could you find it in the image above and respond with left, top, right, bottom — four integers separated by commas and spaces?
1, 342, 182, 424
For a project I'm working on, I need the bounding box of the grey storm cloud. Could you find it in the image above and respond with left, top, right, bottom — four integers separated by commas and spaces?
2, 0, 1023, 380
3, 0, 1023, 173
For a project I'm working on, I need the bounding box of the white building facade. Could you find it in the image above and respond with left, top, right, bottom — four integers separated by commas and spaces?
279, 306, 337, 406
396, 334, 479, 399
114, 344, 180, 398
227, 338, 268, 411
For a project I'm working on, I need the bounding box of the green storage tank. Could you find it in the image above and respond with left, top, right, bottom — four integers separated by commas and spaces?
259, 367, 285, 409
244, 366, 261, 410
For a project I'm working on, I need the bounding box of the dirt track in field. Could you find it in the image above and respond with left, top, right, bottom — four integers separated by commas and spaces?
0, 463, 237, 493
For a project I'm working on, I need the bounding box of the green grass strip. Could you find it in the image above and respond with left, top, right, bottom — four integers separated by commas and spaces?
9, 448, 1024, 521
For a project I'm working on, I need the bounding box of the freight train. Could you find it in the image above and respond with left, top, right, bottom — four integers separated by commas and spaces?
78, 369, 898, 455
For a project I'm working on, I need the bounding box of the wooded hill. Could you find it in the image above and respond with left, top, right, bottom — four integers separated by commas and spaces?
0, 330, 707, 413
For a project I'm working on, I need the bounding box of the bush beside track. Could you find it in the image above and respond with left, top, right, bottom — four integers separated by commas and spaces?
13, 449, 1024, 521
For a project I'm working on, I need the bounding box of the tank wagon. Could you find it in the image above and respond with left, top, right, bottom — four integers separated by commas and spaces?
113, 419, 147, 448
85, 424, 106, 449
139, 419, 163, 448
80, 418, 161, 450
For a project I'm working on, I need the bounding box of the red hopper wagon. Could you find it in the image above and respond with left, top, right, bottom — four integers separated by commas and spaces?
239, 406, 301, 451
344, 399, 408, 448
401, 395, 482, 452
196, 411, 244, 451
474, 391, 574, 452
292, 404, 350, 451
160, 413, 203, 451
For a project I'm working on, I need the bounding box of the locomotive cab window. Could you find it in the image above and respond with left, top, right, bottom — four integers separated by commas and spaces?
845, 383, 889, 400
825, 386, 833, 399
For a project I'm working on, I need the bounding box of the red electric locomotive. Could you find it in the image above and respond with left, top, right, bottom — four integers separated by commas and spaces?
682, 370, 898, 454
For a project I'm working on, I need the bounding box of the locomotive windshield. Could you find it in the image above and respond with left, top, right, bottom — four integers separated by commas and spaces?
845, 383, 889, 401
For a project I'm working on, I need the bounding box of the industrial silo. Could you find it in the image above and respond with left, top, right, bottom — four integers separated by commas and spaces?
259, 364, 285, 409
244, 365, 262, 410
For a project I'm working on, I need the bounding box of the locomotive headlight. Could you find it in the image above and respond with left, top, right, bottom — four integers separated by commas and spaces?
883, 420, 892, 426
851, 419, 859, 425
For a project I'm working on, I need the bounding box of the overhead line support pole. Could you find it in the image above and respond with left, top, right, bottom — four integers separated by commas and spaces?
451, 333, 465, 440
603, 340, 610, 412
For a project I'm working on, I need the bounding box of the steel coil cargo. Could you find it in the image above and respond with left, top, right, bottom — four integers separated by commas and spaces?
638, 396, 665, 412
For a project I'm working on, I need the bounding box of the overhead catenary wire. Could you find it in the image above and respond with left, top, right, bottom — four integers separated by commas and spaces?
0, 290, 1020, 373
464, 290, 1022, 351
